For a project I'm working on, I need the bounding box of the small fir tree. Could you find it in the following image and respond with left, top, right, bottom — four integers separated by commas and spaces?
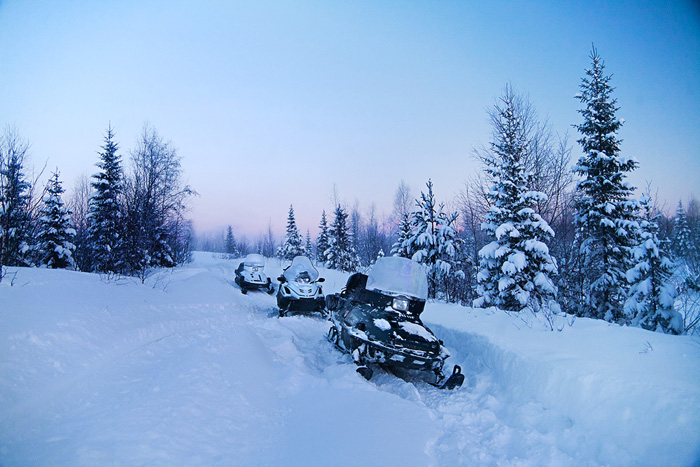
304, 229, 314, 260
316, 210, 330, 265
625, 194, 683, 334
326, 204, 360, 272
403, 180, 461, 299
225, 225, 237, 256
36, 170, 76, 269
277, 204, 304, 261
573, 47, 639, 323
474, 91, 558, 312
673, 201, 694, 261
391, 212, 412, 258
87, 125, 124, 273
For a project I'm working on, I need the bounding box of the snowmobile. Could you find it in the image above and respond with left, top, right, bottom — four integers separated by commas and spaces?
325, 256, 464, 390
276, 255, 326, 317
234, 254, 275, 295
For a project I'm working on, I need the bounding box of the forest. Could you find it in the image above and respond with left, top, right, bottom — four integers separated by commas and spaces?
1, 49, 698, 335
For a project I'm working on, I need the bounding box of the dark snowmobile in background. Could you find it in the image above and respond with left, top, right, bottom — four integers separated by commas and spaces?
277, 256, 326, 317
235, 254, 274, 295
326, 256, 464, 389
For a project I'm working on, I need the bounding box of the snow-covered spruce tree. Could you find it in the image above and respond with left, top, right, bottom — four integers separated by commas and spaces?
0, 128, 33, 270
673, 201, 695, 262
404, 179, 462, 300
277, 204, 304, 261
304, 229, 314, 260
625, 194, 683, 334
36, 170, 76, 269
326, 204, 360, 272
474, 87, 558, 313
391, 212, 412, 258
573, 47, 639, 323
316, 210, 330, 265
225, 225, 237, 257
87, 125, 124, 274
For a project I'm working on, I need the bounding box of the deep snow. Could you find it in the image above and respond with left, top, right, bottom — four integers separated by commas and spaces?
1, 252, 699, 466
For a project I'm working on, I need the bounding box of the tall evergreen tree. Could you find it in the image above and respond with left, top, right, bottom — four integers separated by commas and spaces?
573, 47, 639, 322
326, 204, 359, 272
316, 210, 330, 265
36, 170, 76, 269
473, 90, 558, 312
404, 180, 462, 299
625, 194, 682, 334
87, 125, 123, 273
278, 204, 304, 260
0, 129, 32, 269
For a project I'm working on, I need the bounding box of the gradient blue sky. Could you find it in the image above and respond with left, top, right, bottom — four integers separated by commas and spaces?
1, 0, 699, 239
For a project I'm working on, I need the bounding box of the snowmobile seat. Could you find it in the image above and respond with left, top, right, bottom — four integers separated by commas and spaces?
342, 273, 367, 298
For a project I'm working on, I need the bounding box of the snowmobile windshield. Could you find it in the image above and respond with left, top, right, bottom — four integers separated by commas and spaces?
283, 256, 319, 283
366, 257, 428, 301
243, 254, 265, 267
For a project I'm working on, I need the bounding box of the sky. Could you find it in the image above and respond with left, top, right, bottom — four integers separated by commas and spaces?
1, 0, 699, 240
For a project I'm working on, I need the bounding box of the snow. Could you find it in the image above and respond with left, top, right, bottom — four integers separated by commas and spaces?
399, 321, 438, 342
1, 252, 699, 466
374, 318, 392, 331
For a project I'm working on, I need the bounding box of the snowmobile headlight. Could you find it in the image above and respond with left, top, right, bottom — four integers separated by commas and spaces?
392, 298, 409, 312
251, 266, 260, 272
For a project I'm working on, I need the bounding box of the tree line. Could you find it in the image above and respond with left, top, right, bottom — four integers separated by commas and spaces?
0, 124, 195, 283
213, 47, 699, 335
4, 47, 697, 334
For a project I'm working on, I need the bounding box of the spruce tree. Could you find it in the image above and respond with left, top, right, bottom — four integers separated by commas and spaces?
36, 170, 76, 269
391, 212, 412, 258
87, 125, 123, 273
474, 90, 558, 312
304, 229, 314, 260
573, 47, 639, 323
225, 225, 237, 256
404, 180, 462, 299
673, 201, 694, 261
316, 210, 330, 265
625, 194, 682, 334
0, 132, 32, 268
326, 204, 359, 272
278, 204, 304, 260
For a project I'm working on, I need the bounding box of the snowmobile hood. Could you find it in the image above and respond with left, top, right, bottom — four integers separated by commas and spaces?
283, 256, 319, 282
243, 254, 265, 267
366, 257, 428, 301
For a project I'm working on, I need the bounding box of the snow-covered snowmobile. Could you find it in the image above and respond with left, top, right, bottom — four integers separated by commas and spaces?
276, 255, 326, 317
234, 254, 274, 295
326, 256, 464, 389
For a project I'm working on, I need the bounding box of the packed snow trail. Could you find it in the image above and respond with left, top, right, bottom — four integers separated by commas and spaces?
1, 253, 699, 466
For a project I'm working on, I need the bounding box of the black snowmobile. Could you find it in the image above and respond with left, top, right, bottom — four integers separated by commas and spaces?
234, 254, 275, 295
326, 256, 464, 389
277, 255, 326, 317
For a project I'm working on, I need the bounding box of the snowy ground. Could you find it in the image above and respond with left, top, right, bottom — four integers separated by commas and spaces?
1, 252, 699, 466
